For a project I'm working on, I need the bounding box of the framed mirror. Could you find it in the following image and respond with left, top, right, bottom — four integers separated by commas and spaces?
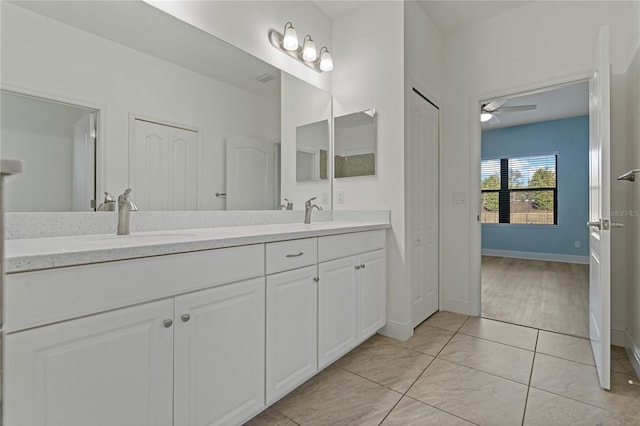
334, 109, 377, 179
0, 0, 331, 212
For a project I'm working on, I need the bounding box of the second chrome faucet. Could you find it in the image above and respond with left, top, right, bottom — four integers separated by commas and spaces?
117, 189, 139, 235
304, 197, 322, 224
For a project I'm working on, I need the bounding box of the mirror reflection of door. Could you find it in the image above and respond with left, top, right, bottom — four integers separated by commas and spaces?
226, 135, 274, 210
130, 117, 199, 211
0, 91, 97, 212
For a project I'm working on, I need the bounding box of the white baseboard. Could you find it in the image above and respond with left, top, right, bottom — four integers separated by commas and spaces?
612, 328, 626, 347
625, 331, 640, 380
441, 297, 471, 315
379, 320, 413, 341
482, 249, 589, 264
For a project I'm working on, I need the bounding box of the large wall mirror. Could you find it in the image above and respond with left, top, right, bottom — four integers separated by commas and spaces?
334, 109, 377, 179
0, 0, 331, 212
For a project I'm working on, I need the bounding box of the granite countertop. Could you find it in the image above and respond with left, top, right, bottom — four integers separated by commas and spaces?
5, 221, 390, 273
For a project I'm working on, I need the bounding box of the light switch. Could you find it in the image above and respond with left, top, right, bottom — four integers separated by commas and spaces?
453, 192, 466, 204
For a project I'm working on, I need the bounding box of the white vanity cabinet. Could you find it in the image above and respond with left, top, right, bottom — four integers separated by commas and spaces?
265, 238, 318, 404
5, 299, 176, 426
174, 277, 265, 426
4, 245, 266, 426
317, 230, 386, 369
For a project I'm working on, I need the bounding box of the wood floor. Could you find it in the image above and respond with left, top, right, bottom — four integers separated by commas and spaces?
482, 256, 589, 338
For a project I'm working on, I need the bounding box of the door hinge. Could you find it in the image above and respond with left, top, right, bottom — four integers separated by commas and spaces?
90, 199, 96, 209
602, 219, 610, 230
477, 214, 480, 222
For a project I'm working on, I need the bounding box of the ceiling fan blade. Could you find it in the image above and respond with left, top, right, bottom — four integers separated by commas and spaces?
484, 99, 507, 112
494, 105, 537, 113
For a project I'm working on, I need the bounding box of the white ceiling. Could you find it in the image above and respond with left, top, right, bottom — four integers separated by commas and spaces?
417, 0, 533, 33
481, 81, 589, 130
12, 1, 281, 98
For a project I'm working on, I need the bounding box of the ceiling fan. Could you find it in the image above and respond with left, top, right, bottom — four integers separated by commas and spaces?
480, 99, 536, 123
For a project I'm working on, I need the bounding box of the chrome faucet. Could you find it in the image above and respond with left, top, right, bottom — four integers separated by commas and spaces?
280, 198, 293, 210
117, 189, 138, 235
304, 197, 322, 224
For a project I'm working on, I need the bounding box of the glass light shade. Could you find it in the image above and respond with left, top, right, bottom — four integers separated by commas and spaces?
283, 25, 298, 51
319, 49, 333, 71
302, 37, 317, 61
480, 112, 493, 122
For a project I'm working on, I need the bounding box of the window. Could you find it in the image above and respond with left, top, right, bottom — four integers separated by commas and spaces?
481, 154, 557, 225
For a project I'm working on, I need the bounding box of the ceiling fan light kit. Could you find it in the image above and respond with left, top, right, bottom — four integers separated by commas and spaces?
480, 99, 537, 124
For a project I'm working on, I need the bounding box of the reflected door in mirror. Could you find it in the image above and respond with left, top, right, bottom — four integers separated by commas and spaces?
226, 135, 274, 210
130, 119, 199, 211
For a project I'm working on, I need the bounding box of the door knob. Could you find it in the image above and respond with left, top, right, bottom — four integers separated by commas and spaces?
587, 220, 601, 229
611, 222, 625, 228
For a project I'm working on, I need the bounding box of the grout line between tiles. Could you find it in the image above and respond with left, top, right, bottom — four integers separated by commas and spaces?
521, 330, 539, 426
402, 395, 481, 426
456, 330, 537, 353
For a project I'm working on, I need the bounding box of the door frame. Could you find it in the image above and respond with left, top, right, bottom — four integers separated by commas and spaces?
0, 83, 106, 209
468, 71, 593, 316
405, 79, 443, 326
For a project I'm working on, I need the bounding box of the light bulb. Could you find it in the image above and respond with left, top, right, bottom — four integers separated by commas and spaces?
480, 112, 493, 122
302, 35, 317, 61
282, 22, 298, 51
319, 48, 333, 71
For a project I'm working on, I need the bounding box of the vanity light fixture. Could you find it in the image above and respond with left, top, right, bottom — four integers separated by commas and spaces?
282, 22, 298, 51
302, 35, 317, 61
319, 47, 333, 72
269, 22, 333, 73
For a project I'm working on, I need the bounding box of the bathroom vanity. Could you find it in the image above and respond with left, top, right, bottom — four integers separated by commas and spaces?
3, 221, 388, 425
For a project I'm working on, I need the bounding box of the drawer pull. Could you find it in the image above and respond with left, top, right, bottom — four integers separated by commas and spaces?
285, 252, 304, 258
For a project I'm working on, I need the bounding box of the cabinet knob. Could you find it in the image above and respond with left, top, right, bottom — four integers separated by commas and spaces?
361, 264, 366, 269
181, 313, 191, 322
163, 319, 173, 328
313, 277, 319, 282
355, 265, 361, 270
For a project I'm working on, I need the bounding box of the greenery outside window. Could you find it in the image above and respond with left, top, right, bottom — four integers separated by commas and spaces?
481, 154, 557, 225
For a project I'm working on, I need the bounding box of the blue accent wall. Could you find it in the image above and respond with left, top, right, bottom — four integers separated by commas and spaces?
481, 115, 589, 257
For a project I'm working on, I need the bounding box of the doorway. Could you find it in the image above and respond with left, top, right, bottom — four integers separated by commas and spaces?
478, 81, 591, 337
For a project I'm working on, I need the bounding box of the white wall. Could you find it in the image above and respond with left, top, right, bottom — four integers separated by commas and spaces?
440, 1, 640, 324
144, 0, 332, 93
1, 2, 278, 210
626, 44, 640, 370
334, 122, 376, 156
281, 73, 331, 210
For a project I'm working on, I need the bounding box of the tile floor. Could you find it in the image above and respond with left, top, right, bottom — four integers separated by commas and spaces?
247, 312, 640, 426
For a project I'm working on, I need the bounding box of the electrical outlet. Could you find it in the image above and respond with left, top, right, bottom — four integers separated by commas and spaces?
574, 241, 581, 248
337, 189, 345, 204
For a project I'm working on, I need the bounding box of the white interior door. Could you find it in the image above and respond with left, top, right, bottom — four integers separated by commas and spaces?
408, 88, 440, 327
131, 119, 199, 211
71, 111, 95, 211
588, 25, 612, 390
226, 135, 274, 210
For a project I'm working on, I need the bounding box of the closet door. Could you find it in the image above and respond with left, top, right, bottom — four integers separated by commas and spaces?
130, 118, 199, 210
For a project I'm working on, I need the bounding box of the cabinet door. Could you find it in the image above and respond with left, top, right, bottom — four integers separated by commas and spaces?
318, 256, 358, 369
358, 249, 387, 340
174, 277, 265, 426
4, 300, 174, 426
266, 266, 318, 404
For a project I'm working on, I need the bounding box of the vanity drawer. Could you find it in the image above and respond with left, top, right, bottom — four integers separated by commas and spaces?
266, 238, 317, 274
318, 230, 385, 263
5, 244, 264, 333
